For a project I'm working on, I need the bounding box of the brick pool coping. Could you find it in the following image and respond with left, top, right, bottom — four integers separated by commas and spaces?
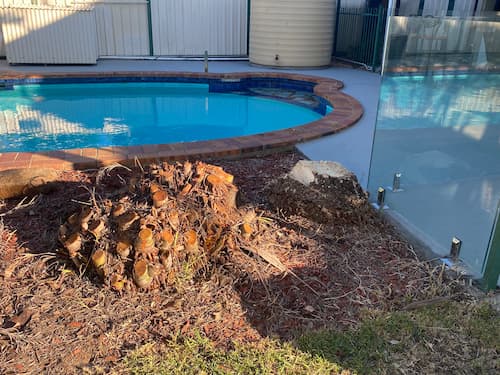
0, 71, 363, 171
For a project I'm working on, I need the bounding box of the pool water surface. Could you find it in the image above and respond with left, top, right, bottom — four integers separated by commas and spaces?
0, 82, 326, 153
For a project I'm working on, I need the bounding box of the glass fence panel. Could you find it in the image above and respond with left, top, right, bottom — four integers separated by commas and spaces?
368, 8, 500, 280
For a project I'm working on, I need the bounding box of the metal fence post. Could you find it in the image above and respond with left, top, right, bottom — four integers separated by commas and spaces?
332, 0, 342, 57
247, 0, 251, 56
481, 201, 500, 291
146, 0, 154, 56
371, 4, 384, 70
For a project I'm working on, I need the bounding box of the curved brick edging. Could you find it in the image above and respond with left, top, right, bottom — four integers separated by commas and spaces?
0, 72, 363, 171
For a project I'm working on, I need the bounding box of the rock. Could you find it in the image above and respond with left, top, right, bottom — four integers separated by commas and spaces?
0, 168, 59, 199
288, 160, 354, 186
267, 161, 368, 224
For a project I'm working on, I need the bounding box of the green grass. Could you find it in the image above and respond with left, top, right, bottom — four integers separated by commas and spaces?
298, 301, 500, 374
124, 301, 499, 375
125, 333, 346, 375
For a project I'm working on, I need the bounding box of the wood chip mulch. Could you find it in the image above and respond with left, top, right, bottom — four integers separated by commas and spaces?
0, 150, 462, 374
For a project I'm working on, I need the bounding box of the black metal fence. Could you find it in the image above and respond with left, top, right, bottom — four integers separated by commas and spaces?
333, 5, 387, 70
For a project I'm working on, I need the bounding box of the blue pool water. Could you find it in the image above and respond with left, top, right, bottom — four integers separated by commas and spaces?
0, 82, 325, 152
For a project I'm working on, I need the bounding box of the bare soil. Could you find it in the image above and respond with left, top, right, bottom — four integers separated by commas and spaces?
0, 150, 463, 374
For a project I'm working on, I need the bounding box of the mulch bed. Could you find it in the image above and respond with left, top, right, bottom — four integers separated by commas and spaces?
0, 150, 460, 374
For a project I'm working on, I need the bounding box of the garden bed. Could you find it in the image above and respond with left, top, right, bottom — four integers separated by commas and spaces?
0, 150, 478, 374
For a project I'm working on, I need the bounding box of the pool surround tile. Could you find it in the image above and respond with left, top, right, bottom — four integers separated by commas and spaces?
0, 153, 17, 162
15, 152, 35, 162
0, 160, 31, 170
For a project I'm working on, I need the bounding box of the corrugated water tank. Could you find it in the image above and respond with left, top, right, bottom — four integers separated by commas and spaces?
249, 0, 335, 67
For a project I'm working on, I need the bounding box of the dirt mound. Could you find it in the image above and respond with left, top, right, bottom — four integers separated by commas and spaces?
267, 160, 368, 224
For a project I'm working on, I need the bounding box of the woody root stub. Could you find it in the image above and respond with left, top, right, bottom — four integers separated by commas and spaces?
267, 161, 368, 224
58, 161, 288, 292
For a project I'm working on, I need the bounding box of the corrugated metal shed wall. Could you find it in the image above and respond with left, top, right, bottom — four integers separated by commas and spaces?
94, 0, 150, 56
0, 0, 78, 57
0, 1, 75, 5
0, 0, 248, 58
0, 5, 98, 64
150, 0, 248, 56
0, 22, 4, 56
0, 0, 86, 60
0, 0, 150, 58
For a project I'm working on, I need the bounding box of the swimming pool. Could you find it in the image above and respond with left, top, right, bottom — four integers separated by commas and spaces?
0, 72, 362, 170
0, 82, 328, 153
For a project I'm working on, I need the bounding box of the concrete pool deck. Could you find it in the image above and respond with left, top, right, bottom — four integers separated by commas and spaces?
0, 59, 381, 188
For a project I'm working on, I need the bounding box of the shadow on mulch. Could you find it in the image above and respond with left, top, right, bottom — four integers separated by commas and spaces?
1, 165, 137, 256
234, 211, 425, 341
2, 183, 90, 255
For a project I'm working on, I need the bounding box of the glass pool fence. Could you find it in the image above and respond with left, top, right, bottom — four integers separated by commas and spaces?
368, 5, 500, 290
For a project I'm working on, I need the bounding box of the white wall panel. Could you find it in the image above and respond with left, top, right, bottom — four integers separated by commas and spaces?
0, 0, 249, 59
0, 21, 4, 56
0, 0, 78, 57
94, 0, 150, 56
0, 5, 98, 64
0, 1, 76, 5
151, 0, 248, 56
